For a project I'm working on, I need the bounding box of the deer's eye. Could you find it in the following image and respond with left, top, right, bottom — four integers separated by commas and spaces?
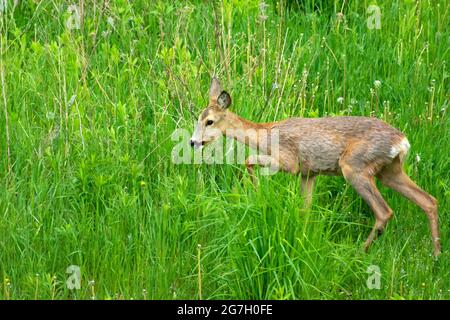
206, 120, 214, 126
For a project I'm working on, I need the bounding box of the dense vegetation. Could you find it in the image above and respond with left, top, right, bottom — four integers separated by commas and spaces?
0, 0, 448, 299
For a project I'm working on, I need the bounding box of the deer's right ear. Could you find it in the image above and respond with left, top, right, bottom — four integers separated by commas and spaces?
209, 77, 222, 99
217, 91, 231, 109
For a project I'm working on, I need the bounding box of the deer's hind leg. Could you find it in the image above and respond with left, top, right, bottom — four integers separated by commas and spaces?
339, 156, 393, 252
377, 157, 441, 256
300, 174, 316, 209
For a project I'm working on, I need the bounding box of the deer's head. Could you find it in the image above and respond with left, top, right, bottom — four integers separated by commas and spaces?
190, 77, 232, 149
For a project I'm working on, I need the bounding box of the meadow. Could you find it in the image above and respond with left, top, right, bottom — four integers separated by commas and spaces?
0, 0, 449, 299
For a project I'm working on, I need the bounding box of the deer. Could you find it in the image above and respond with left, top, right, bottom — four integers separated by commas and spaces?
190, 77, 441, 257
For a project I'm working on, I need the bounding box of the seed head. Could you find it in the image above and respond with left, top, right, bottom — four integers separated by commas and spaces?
374, 80, 381, 89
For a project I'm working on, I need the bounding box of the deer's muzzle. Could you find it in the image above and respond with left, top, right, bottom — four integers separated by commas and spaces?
190, 140, 205, 149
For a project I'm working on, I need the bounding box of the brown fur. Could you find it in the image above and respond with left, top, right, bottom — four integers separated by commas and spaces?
190, 77, 441, 256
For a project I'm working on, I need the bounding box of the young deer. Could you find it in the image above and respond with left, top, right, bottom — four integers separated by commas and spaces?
190, 77, 441, 256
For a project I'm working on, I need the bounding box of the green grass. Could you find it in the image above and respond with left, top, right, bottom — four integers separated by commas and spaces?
0, 0, 449, 299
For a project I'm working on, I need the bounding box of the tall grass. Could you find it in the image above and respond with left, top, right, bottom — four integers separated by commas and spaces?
0, 0, 448, 299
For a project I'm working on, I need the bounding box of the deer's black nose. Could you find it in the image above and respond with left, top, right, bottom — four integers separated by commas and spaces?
190, 140, 195, 147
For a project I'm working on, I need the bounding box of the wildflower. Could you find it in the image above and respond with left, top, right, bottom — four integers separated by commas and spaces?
428, 79, 435, 92
258, 3, 268, 20
140, 180, 146, 187
374, 80, 381, 88
415, 154, 421, 163
337, 97, 344, 104
65, 5, 81, 30
259, 1, 268, 13
107, 16, 115, 28
46, 111, 55, 120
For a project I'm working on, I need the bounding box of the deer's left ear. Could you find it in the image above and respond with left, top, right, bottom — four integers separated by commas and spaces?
209, 77, 222, 99
217, 91, 231, 109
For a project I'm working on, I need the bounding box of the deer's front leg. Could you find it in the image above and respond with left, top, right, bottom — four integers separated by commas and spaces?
245, 155, 279, 185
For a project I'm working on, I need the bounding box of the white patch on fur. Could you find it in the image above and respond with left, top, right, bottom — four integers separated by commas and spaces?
389, 137, 410, 160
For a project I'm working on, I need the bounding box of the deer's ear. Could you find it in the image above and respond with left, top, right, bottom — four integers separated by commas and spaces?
217, 91, 231, 109
209, 77, 223, 99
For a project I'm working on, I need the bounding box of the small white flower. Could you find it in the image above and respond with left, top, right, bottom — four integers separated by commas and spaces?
374, 80, 381, 88
107, 16, 115, 28
259, 1, 268, 13
272, 82, 279, 90
337, 97, 344, 104
415, 154, 421, 163
46, 111, 55, 120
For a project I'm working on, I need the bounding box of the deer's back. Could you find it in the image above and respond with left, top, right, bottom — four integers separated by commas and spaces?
273, 116, 407, 175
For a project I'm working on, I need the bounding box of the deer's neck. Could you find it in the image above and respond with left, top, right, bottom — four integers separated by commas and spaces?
223, 111, 273, 150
